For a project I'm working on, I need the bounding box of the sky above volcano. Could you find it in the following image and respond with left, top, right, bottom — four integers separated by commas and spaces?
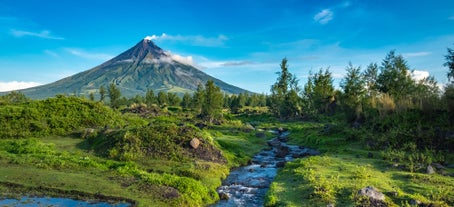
1, 0, 453, 93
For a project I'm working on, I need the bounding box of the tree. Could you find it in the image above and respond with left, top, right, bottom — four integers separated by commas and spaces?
157, 91, 168, 107
364, 63, 379, 96
0, 91, 29, 104
99, 85, 106, 103
108, 83, 121, 109
145, 89, 156, 106
192, 83, 205, 113
270, 58, 301, 118
444, 47, 454, 83
200, 80, 224, 123
89, 92, 95, 101
181, 92, 192, 109
377, 50, 414, 100
312, 68, 335, 113
167, 92, 181, 106
201, 80, 224, 123
341, 62, 366, 120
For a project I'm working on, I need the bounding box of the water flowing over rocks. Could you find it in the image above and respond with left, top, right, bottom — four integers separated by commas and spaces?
213, 130, 319, 206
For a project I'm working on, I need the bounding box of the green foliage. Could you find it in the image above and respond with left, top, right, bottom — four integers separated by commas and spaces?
270, 58, 302, 119
377, 50, 414, 100
108, 83, 121, 109
201, 80, 224, 123
0, 96, 123, 138
0, 91, 29, 105
99, 85, 106, 102
303, 68, 335, 115
340, 62, 366, 120
89, 122, 206, 161
444, 47, 454, 83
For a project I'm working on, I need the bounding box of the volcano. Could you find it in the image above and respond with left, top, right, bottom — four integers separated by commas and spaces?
18, 38, 249, 99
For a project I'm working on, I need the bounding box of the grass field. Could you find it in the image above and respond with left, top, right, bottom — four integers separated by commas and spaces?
265, 122, 454, 207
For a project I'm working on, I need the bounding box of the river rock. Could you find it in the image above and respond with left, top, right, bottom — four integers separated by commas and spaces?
276, 145, 289, 158
219, 192, 230, 200
276, 161, 286, 168
426, 165, 436, 174
267, 138, 281, 147
357, 186, 387, 206
190, 138, 200, 149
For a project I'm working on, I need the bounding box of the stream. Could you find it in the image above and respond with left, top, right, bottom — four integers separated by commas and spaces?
213, 130, 320, 207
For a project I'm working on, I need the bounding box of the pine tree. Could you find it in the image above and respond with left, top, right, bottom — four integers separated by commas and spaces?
270, 58, 301, 118
341, 62, 366, 120
192, 84, 205, 113
201, 80, 223, 123
99, 85, 106, 103
145, 89, 156, 107
181, 92, 192, 109
108, 83, 121, 109
444, 47, 454, 83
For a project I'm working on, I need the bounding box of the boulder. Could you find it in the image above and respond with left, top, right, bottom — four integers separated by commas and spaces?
189, 138, 200, 149
426, 165, 436, 174
357, 186, 387, 207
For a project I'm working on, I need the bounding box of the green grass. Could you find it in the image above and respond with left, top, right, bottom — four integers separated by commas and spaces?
265, 122, 454, 207
0, 117, 274, 206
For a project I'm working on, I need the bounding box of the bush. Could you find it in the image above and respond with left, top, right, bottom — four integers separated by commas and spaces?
0, 96, 123, 138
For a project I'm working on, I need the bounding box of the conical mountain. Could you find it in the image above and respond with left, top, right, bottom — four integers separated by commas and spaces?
18, 38, 249, 99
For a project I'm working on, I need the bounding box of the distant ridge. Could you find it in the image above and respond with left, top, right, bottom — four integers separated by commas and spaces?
14, 38, 250, 99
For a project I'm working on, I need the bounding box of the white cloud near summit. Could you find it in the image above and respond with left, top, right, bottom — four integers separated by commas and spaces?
314, 9, 333, 24
145, 33, 228, 47
164, 51, 195, 66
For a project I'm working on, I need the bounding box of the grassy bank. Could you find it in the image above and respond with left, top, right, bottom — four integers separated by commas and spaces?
0, 117, 275, 206
265, 122, 454, 207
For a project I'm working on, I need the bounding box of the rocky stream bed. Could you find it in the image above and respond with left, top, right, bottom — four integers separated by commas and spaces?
213, 130, 320, 207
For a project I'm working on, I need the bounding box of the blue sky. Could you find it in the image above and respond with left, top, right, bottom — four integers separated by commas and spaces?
0, 0, 453, 93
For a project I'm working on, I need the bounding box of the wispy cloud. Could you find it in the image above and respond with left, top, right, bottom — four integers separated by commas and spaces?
44, 49, 59, 57
163, 51, 195, 66
314, 9, 334, 24
449, 15, 454, 20
221, 61, 254, 67
10, 29, 64, 40
402, 51, 431, 58
0, 81, 42, 92
65, 48, 113, 60
145, 33, 228, 47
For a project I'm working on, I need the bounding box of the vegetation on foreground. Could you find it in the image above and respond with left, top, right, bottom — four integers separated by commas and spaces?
0, 48, 453, 206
